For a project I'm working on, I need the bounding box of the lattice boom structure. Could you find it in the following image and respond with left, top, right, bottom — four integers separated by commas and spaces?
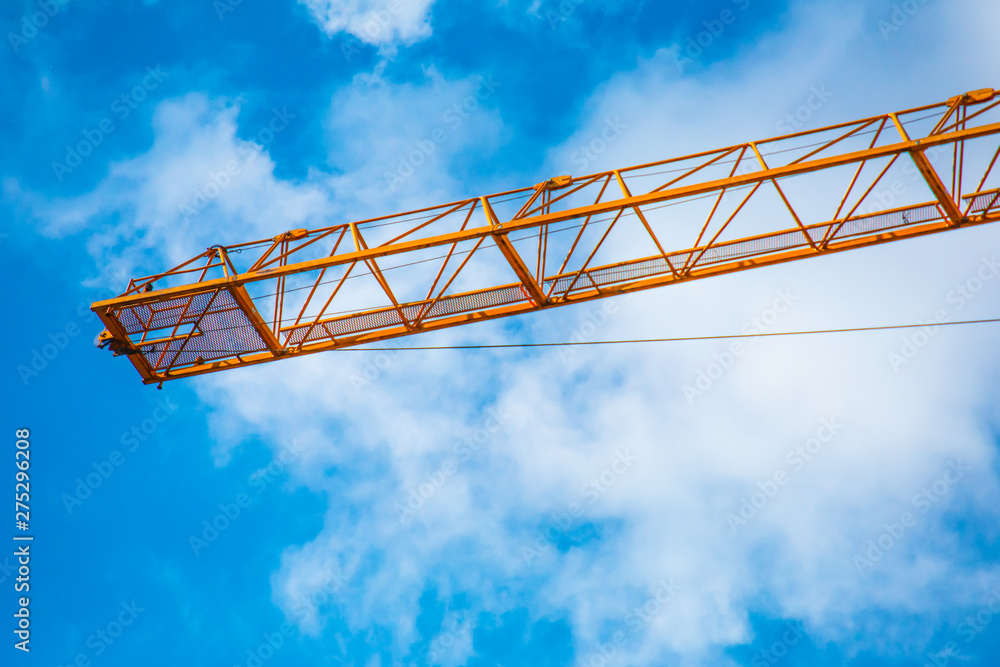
93, 89, 1000, 384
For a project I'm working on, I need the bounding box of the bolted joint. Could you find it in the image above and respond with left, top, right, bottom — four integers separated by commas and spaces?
96, 329, 139, 357
95, 329, 115, 348
272, 228, 309, 243
534, 175, 573, 191
947, 88, 996, 106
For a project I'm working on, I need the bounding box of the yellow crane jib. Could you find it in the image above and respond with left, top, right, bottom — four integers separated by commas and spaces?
92, 89, 1000, 384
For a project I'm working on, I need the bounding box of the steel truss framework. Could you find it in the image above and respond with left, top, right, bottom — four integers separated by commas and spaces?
93, 88, 1000, 384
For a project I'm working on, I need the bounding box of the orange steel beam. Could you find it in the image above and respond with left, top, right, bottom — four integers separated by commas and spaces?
92, 89, 1000, 384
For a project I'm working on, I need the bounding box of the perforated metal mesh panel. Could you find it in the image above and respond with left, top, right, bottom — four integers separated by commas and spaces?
543, 203, 946, 297
111, 289, 271, 371
968, 189, 1000, 215
282, 285, 527, 346
116, 291, 217, 335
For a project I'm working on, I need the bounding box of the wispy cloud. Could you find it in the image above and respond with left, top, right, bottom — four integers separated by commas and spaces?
297, 0, 436, 50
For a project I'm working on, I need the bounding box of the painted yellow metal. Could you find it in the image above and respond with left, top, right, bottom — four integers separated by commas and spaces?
93, 89, 1000, 384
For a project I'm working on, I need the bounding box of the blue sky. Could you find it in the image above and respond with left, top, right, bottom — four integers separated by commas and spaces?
4, 0, 1000, 665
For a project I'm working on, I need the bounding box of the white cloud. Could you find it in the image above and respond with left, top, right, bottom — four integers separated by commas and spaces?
297, 0, 436, 49
21, 93, 331, 285
323, 65, 509, 212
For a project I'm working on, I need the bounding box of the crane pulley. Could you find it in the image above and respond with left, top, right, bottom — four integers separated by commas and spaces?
93, 89, 1000, 384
